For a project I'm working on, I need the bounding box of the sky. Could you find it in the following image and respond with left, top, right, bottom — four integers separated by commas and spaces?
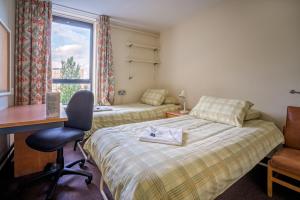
51, 21, 91, 79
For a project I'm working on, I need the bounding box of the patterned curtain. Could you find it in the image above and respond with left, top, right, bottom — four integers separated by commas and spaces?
97, 15, 115, 105
15, 0, 52, 105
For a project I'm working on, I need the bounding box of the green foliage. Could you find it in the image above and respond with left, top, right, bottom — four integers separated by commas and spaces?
60, 57, 81, 104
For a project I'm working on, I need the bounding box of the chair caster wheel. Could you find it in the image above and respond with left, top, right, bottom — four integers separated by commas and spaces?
79, 160, 85, 168
85, 176, 92, 184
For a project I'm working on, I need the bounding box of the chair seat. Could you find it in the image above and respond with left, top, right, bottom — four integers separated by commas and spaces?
26, 127, 84, 152
270, 147, 300, 176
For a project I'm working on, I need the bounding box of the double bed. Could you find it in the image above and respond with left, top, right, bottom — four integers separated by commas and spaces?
84, 115, 284, 200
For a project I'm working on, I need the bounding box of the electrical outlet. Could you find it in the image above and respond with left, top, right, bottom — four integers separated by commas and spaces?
118, 90, 127, 96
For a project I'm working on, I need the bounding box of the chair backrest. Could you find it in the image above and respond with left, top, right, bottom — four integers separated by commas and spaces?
64, 90, 94, 131
284, 106, 300, 149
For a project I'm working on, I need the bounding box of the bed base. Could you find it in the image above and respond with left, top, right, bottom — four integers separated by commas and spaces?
100, 175, 109, 200
76, 141, 95, 165
77, 141, 88, 160
76, 142, 109, 199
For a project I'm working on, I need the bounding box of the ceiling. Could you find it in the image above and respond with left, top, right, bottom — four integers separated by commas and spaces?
52, 0, 220, 32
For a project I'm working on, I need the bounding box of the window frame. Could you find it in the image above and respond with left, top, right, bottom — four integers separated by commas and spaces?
51, 15, 94, 90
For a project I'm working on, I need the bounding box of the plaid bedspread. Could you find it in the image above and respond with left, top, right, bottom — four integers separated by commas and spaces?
85, 103, 180, 139
84, 115, 284, 200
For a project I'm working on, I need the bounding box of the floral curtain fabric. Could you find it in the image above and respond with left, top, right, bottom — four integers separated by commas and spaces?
97, 15, 115, 105
15, 0, 52, 105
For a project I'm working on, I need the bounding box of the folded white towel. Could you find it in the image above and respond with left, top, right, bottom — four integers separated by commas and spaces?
139, 126, 183, 146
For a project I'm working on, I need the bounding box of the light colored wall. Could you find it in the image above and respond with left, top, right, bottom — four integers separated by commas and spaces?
111, 26, 160, 104
158, 0, 300, 126
0, 0, 15, 159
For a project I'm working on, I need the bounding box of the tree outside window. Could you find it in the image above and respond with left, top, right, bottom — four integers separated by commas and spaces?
59, 57, 81, 104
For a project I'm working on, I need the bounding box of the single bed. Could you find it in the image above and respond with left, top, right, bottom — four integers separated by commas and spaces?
85, 103, 180, 139
84, 115, 284, 200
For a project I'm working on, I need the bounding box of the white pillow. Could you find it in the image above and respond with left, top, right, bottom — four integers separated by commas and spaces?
189, 96, 253, 127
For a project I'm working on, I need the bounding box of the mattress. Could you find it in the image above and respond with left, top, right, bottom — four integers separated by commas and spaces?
85, 103, 180, 139
84, 115, 284, 200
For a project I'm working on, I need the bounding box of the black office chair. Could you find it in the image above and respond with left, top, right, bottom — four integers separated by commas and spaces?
25, 90, 94, 200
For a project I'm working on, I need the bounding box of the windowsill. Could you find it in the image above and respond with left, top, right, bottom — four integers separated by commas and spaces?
0, 92, 13, 97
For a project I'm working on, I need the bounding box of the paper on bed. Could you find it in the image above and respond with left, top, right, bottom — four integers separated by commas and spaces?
139, 126, 183, 146
94, 106, 113, 112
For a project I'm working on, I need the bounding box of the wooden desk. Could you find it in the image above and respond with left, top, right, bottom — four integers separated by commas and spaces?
0, 104, 67, 177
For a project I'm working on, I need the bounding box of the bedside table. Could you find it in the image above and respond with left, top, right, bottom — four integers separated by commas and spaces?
166, 111, 189, 118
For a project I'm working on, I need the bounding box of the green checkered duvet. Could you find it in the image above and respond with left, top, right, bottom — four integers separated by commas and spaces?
85, 103, 180, 139
84, 115, 283, 200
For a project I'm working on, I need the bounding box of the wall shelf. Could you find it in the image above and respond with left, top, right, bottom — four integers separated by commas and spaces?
126, 41, 160, 80
126, 41, 160, 51
127, 57, 160, 65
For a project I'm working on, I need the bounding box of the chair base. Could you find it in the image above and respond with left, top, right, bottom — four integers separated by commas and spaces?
268, 162, 300, 197
22, 149, 92, 200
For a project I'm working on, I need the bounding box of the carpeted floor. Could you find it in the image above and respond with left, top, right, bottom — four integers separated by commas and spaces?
1, 143, 299, 200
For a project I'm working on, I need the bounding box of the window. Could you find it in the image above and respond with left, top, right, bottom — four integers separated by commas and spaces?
51, 16, 93, 104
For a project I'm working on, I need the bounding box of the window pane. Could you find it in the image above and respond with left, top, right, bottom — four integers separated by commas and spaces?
51, 16, 92, 80
52, 83, 91, 105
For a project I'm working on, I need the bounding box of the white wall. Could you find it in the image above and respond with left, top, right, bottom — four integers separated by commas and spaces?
158, 0, 300, 127
112, 26, 160, 104
0, 0, 15, 159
